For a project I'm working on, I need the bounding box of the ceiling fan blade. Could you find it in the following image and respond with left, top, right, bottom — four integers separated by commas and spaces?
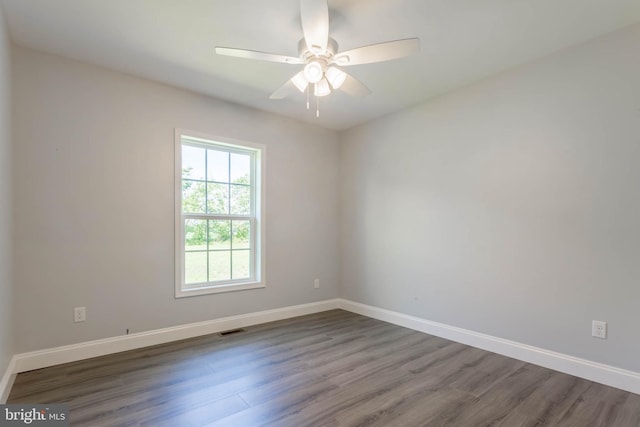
333, 38, 420, 66
300, 0, 329, 54
270, 79, 299, 100
340, 73, 371, 97
215, 47, 303, 64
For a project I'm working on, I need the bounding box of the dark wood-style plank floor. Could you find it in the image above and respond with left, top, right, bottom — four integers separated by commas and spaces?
8, 310, 640, 426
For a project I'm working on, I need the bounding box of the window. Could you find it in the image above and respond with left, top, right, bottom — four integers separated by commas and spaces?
175, 130, 264, 297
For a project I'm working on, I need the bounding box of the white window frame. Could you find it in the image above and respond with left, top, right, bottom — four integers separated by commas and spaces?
174, 129, 265, 298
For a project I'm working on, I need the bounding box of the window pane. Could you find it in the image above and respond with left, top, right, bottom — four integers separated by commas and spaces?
182, 146, 206, 180
209, 251, 231, 282
230, 153, 251, 184
182, 181, 206, 214
207, 183, 229, 214
185, 251, 207, 284
232, 220, 250, 249
209, 220, 231, 250
178, 135, 260, 295
230, 184, 250, 215
207, 149, 229, 183
232, 250, 251, 280
185, 219, 207, 251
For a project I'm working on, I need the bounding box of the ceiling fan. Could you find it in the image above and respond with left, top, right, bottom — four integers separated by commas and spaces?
215, 0, 420, 116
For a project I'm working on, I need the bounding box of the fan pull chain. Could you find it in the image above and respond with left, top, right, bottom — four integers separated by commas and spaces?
316, 95, 320, 118
306, 86, 310, 110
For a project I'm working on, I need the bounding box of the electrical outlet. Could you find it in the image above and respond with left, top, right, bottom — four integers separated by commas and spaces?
74, 307, 86, 323
314, 278, 320, 289
592, 320, 607, 339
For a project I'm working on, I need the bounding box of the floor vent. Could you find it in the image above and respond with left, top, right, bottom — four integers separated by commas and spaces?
218, 328, 246, 336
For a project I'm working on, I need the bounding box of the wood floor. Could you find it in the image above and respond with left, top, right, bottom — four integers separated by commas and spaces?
8, 310, 640, 426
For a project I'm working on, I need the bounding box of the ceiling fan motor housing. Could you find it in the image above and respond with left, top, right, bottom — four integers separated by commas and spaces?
299, 37, 338, 62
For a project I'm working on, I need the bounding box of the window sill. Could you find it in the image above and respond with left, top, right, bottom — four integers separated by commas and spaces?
175, 281, 265, 298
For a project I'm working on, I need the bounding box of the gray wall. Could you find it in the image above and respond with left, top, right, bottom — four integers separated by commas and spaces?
0, 4, 13, 377
340, 24, 640, 372
12, 46, 341, 353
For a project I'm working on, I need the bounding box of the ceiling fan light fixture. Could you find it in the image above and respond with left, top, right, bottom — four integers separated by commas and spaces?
304, 61, 324, 84
219, 1, 420, 116
326, 66, 346, 89
291, 71, 309, 92
314, 78, 331, 97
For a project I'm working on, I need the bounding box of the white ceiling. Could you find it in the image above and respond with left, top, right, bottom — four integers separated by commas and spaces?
1, 0, 639, 130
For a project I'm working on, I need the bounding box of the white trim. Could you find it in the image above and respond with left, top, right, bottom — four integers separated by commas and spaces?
337, 299, 640, 395
11, 299, 339, 374
178, 282, 266, 298
0, 356, 17, 403
174, 128, 183, 295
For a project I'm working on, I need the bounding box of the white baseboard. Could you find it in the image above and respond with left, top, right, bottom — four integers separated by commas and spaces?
11, 299, 340, 374
337, 298, 640, 395
6, 297, 639, 398
0, 356, 17, 403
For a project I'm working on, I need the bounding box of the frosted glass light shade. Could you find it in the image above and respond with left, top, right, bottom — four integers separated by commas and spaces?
314, 78, 331, 97
291, 71, 309, 92
326, 66, 346, 89
304, 61, 324, 84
